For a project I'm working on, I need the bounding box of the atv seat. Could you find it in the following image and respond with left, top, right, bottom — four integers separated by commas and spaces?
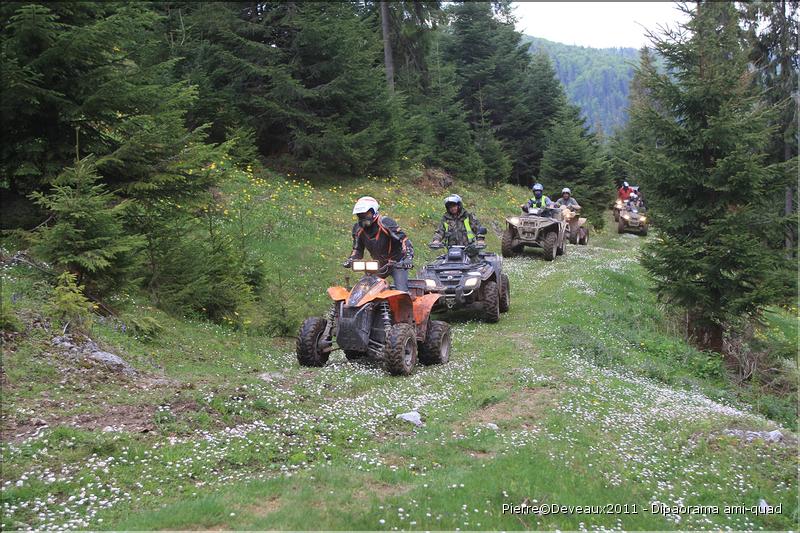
406, 279, 427, 300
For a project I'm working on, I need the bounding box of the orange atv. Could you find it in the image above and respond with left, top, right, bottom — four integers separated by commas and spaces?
296, 260, 451, 376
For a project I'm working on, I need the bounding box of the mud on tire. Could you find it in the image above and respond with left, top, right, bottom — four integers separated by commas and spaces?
542, 231, 558, 261
384, 323, 418, 376
419, 320, 451, 365
482, 280, 501, 323
501, 228, 516, 258
296, 317, 330, 367
499, 273, 510, 313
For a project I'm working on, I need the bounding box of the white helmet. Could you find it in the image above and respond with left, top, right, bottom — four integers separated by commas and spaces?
352, 196, 379, 215
623, 181, 629, 187
444, 194, 462, 208
562, 187, 571, 194
532, 183, 544, 192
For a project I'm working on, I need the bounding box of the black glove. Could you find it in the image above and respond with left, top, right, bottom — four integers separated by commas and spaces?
342, 258, 354, 268
396, 258, 413, 270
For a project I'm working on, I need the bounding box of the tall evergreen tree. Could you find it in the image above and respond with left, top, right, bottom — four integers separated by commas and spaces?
630, 1, 789, 350
445, 1, 530, 182
540, 106, 610, 228
740, 0, 799, 255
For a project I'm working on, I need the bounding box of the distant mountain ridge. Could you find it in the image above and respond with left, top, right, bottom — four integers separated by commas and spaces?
522, 35, 639, 135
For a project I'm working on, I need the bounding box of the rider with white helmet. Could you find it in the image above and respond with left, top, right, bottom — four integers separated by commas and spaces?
554, 187, 581, 210
344, 196, 414, 291
431, 194, 487, 247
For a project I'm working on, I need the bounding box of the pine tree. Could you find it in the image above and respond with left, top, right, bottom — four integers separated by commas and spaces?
421, 33, 484, 180
30, 157, 140, 295
740, 0, 799, 256
514, 52, 567, 185
630, 1, 789, 350
540, 106, 611, 228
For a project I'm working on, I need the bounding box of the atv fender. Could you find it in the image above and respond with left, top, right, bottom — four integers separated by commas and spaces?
382, 291, 415, 326
327, 286, 350, 301
412, 293, 441, 340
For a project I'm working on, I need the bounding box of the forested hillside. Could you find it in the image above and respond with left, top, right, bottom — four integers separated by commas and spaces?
524, 36, 638, 134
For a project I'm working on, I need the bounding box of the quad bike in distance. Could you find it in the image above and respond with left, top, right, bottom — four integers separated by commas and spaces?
617, 205, 649, 236
561, 205, 589, 246
296, 260, 451, 376
501, 205, 568, 261
418, 234, 510, 323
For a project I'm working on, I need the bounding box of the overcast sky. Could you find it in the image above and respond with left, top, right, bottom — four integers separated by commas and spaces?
512, 2, 690, 49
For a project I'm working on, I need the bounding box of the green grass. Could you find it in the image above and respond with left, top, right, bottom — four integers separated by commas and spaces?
1, 171, 797, 530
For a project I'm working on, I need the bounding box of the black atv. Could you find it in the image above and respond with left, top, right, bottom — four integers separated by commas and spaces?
418, 234, 510, 323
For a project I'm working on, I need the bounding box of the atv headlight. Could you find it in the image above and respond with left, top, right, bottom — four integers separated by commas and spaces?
508, 216, 520, 226
615, 200, 623, 208
464, 277, 479, 288
352, 261, 366, 271
640, 216, 647, 223
622, 214, 630, 220
425, 279, 437, 289
365, 261, 379, 272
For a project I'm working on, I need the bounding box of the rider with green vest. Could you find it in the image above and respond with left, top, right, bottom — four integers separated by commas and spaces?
524, 183, 553, 211
432, 194, 487, 247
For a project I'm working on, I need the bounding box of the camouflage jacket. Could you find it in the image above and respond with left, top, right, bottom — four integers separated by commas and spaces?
433, 209, 485, 246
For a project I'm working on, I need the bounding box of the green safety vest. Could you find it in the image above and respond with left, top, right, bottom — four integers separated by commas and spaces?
443, 217, 475, 241
530, 196, 548, 208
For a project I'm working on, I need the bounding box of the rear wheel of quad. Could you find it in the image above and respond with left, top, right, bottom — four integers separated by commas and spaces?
542, 232, 558, 261
617, 218, 625, 234
482, 280, 501, 323
419, 320, 451, 365
344, 350, 365, 360
501, 228, 516, 257
580, 227, 589, 245
499, 274, 511, 313
296, 317, 330, 367
384, 323, 418, 376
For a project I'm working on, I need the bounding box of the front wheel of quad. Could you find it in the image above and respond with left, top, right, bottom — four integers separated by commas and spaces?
542, 232, 558, 261
384, 323, 418, 376
499, 274, 511, 313
419, 320, 451, 365
482, 280, 501, 323
296, 317, 330, 367
641, 225, 648, 236
617, 218, 625, 234
501, 228, 516, 258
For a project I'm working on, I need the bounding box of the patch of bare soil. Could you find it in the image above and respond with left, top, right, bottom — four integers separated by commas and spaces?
244, 495, 283, 518
353, 480, 412, 501
459, 386, 558, 431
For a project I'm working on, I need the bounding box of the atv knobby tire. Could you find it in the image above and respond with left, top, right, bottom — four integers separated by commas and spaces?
384, 323, 418, 376
617, 218, 625, 234
482, 280, 501, 323
344, 350, 365, 360
641, 225, 648, 236
419, 320, 451, 365
296, 317, 330, 367
580, 227, 589, 245
501, 228, 516, 258
499, 274, 510, 313
542, 231, 558, 261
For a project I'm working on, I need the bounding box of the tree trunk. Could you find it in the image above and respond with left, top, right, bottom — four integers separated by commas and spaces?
687, 310, 724, 353
380, 2, 394, 93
